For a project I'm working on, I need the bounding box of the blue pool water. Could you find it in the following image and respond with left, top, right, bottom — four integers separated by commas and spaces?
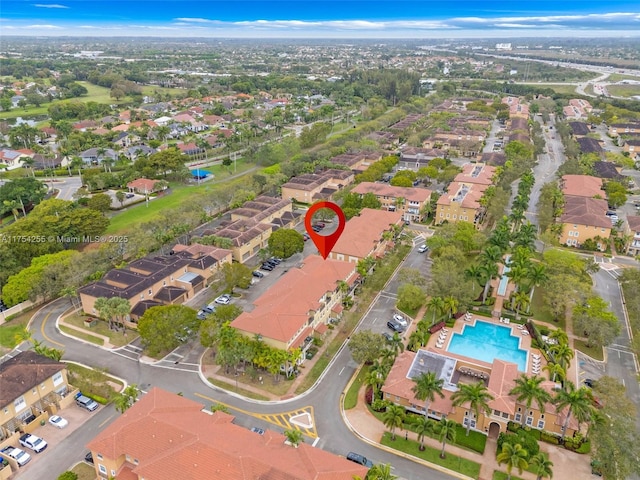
447, 320, 527, 371
497, 255, 511, 296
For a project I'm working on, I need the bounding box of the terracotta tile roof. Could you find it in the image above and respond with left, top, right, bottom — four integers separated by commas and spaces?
127, 178, 159, 192
454, 163, 496, 186
561, 175, 605, 198
627, 215, 640, 232
437, 182, 488, 209
0, 351, 66, 406
351, 182, 431, 203
231, 255, 356, 344
486, 360, 519, 415
331, 208, 403, 259
171, 243, 232, 263
560, 196, 611, 229
87, 388, 367, 480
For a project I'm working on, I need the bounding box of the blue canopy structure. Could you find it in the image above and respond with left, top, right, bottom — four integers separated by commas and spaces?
191, 169, 211, 180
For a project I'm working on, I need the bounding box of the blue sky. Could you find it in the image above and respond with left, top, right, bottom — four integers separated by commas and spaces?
1, 1, 639, 37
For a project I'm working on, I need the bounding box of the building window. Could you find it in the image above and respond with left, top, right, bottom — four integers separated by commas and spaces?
148, 289, 152, 295
568, 231, 573, 236
98, 464, 107, 474
3, 408, 8, 414
41, 383, 46, 389
453, 215, 457, 220
111, 471, 116, 477
14, 396, 26, 412
97, 453, 103, 460
514, 413, 522, 423
526, 416, 533, 426
32, 388, 37, 395
537, 420, 545, 429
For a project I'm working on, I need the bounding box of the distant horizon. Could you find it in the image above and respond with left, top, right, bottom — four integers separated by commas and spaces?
1, 1, 639, 38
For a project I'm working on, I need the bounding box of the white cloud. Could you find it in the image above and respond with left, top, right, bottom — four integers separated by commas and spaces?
33, 4, 69, 8
27, 24, 63, 29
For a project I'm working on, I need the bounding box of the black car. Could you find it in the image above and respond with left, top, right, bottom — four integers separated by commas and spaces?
387, 320, 404, 333
250, 427, 265, 435
346, 452, 373, 468
265, 259, 278, 267
583, 378, 595, 388
312, 225, 322, 232
252, 270, 264, 278
260, 263, 274, 271
85, 452, 94, 464
125, 193, 135, 199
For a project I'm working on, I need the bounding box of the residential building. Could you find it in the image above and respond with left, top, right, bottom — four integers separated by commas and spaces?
389, 114, 424, 130
367, 131, 399, 149
328, 208, 403, 263
423, 137, 483, 158
622, 139, 640, 155
559, 196, 611, 250
480, 152, 507, 166
568, 122, 590, 137
126, 178, 164, 194
435, 181, 488, 226
330, 152, 381, 173
351, 182, 432, 222
382, 348, 577, 439
280, 169, 354, 203
79, 245, 232, 322
607, 123, 640, 137
79, 148, 118, 166
398, 147, 447, 170
86, 387, 368, 480
205, 196, 300, 263
560, 175, 605, 198
453, 162, 496, 186
626, 216, 640, 256
576, 137, 603, 155
231, 255, 357, 352
593, 162, 624, 181
0, 352, 74, 441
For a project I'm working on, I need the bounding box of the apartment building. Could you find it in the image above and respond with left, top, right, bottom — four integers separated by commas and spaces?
351, 182, 432, 222
280, 169, 354, 203
626, 216, 640, 256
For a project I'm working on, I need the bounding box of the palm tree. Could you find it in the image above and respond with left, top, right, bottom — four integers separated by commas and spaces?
284, 428, 303, 447
365, 368, 384, 395
412, 371, 445, 418
549, 343, 574, 370
382, 404, 406, 440
553, 381, 595, 440
464, 265, 484, 297
480, 245, 503, 266
388, 332, 404, 357
113, 384, 139, 413
509, 374, 552, 427
414, 416, 436, 451
515, 223, 537, 251
512, 291, 530, 319
443, 296, 459, 320
437, 417, 457, 459
542, 362, 566, 383
366, 463, 398, 480
530, 452, 554, 480
508, 264, 529, 294
497, 442, 529, 480
525, 263, 548, 312
21, 156, 36, 177
451, 381, 494, 436
480, 262, 499, 304
94, 297, 115, 330
548, 328, 568, 346
427, 296, 445, 325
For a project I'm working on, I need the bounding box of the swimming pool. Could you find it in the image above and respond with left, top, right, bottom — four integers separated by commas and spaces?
497, 255, 511, 296
447, 320, 527, 371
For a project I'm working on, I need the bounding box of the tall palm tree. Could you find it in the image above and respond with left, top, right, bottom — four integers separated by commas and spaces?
480, 245, 503, 266
497, 442, 529, 480
412, 371, 445, 418
553, 381, 595, 440
414, 416, 436, 451
480, 262, 499, 304
512, 291, 530, 319
543, 362, 566, 383
437, 417, 457, 459
388, 333, 404, 357
549, 328, 568, 346
549, 343, 574, 370
366, 463, 398, 480
509, 374, 552, 427
443, 296, 459, 320
530, 452, 554, 480
464, 264, 484, 297
427, 296, 445, 325
526, 263, 548, 312
515, 223, 537, 251
382, 405, 406, 441
451, 381, 494, 436
508, 264, 529, 294
365, 368, 384, 395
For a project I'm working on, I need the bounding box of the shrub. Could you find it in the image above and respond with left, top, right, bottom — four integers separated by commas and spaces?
57, 472, 78, 480
540, 431, 561, 445
85, 392, 109, 405
364, 386, 374, 405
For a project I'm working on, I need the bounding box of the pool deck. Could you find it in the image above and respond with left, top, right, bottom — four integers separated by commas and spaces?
429, 314, 546, 376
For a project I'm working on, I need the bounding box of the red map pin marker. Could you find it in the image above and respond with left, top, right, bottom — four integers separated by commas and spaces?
305, 201, 346, 260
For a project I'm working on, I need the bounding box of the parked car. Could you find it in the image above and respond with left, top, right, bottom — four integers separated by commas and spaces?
0, 447, 31, 466
265, 259, 279, 267
303, 233, 310, 241
314, 222, 325, 229
583, 378, 595, 388
84, 452, 94, 464
250, 427, 265, 435
382, 332, 394, 342
386, 320, 404, 333
75, 394, 99, 412
346, 452, 373, 468
269, 257, 282, 265
252, 270, 264, 278
48, 415, 68, 429
214, 294, 231, 305
260, 263, 274, 271
418, 244, 429, 253
19, 433, 48, 453
125, 193, 135, 199
392, 314, 408, 327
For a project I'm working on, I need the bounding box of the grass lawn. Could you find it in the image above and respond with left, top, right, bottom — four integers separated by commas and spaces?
218, 369, 293, 397
66, 362, 124, 400
344, 365, 370, 410
381, 432, 481, 479
59, 325, 103, 346
71, 461, 97, 480
207, 377, 269, 401
606, 84, 640, 98
574, 339, 604, 361
530, 287, 563, 329
64, 312, 138, 348
0, 308, 35, 349
529, 83, 578, 95
492, 471, 524, 480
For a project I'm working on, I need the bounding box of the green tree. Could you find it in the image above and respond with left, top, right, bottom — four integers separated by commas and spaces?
396, 283, 425, 313
138, 305, 198, 356
427, 296, 445, 325
210, 403, 230, 414
549, 342, 574, 370
604, 181, 627, 208
412, 371, 444, 418
553, 381, 594, 440
222, 262, 252, 293
113, 384, 139, 413
451, 381, 494, 436
509, 374, 552, 427
382, 404, 406, 440
543, 362, 566, 383
361, 192, 382, 210
348, 330, 386, 364
414, 416, 436, 451
115, 190, 126, 207
573, 295, 621, 348
497, 442, 529, 480
437, 417, 457, 459
366, 463, 398, 480
57, 472, 78, 480
86, 193, 112, 214
530, 452, 554, 480
267, 228, 304, 259
284, 428, 303, 447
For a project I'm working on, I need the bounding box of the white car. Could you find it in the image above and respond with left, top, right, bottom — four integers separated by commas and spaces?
49, 415, 69, 429
214, 294, 231, 305
393, 314, 408, 327
1, 446, 31, 466
418, 244, 429, 253
19, 433, 48, 453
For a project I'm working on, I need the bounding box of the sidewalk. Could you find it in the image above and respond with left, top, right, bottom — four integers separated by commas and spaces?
343, 383, 591, 480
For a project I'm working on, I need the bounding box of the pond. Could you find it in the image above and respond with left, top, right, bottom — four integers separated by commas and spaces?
4, 115, 49, 126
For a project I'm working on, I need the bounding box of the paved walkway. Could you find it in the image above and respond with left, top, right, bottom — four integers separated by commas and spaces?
343, 382, 592, 480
